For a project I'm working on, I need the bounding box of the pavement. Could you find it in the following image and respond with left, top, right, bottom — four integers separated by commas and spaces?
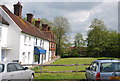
43, 56, 60, 65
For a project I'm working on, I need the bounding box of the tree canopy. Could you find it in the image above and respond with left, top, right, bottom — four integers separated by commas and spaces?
52, 16, 71, 56
87, 18, 119, 57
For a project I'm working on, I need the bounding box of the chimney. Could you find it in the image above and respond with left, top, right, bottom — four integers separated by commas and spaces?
47, 26, 50, 31
13, 2, 22, 18
42, 23, 48, 31
26, 13, 33, 23
35, 18, 40, 28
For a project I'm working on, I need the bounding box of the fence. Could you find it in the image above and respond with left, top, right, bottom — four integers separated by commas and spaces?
22, 63, 90, 74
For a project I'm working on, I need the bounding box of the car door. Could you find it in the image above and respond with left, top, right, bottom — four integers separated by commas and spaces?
3, 63, 23, 80
86, 62, 93, 79
86, 62, 98, 79
14, 63, 30, 79
90, 62, 99, 79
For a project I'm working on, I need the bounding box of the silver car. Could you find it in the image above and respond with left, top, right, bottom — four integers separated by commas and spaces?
85, 59, 120, 81
0, 62, 34, 81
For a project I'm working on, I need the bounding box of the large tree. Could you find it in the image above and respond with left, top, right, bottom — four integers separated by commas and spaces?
51, 16, 71, 56
74, 33, 85, 47
87, 18, 107, 57
87, 18, 119, 57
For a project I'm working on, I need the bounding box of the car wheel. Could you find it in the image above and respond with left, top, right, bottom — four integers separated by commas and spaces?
29, 75, 34, 81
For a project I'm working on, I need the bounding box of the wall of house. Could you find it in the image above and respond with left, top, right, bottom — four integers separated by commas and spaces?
0, 7, 21, 62
0, 25, 8, 47
0, 25, 8, 61
44, 40, 49, 63
19, 33, 51, 64
0, 7, 52, 64
19, 33, 34, 64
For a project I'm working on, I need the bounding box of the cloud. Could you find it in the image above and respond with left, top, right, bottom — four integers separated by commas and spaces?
1, 1, 118, 43
89, 2, 118, 30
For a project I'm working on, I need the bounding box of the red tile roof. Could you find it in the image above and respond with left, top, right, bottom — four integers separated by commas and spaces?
42, 31, 56, 42
0, 5, 49, 40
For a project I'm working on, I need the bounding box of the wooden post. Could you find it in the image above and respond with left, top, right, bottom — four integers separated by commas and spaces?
76, 62, 78, 75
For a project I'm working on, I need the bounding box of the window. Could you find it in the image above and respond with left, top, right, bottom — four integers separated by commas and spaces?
1, 50, 5, 61
0, 64, 4, 72
100, 62, 120, 72
24, 35, 27, 44
40, 40, 42, 47
0, 26, 1, 42
29, 36, 31, 45
14, 63, 24, 70
35, 38, 37, 45
22, 52, 25, 63
28, 52, 30, 62
89, 62, 98, 71
7, 63, 17, 72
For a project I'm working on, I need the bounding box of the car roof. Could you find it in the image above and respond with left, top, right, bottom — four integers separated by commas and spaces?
94, 59, 120, 63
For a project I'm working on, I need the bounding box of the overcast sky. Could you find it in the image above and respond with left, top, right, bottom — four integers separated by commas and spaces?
0, 0, 119, 43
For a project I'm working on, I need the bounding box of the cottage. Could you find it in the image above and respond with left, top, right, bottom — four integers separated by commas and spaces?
0, 2, 56, 64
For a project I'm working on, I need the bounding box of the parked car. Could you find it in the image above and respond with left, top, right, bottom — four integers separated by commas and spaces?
0, 61, 34, 81
85, 59, 120, 81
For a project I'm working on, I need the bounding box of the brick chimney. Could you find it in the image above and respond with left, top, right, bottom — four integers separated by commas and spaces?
35, 18, 40, 28
47, 26, 50, 31
26, 13, 33, 23
13, 2, 22, 18
42, 23, 48, 31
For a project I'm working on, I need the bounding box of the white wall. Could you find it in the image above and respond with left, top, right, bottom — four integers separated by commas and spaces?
19, 33, 34, 64
1, 25, 8, 47
0, 7, 21, 62
44, 40, 49, 63
0, 7, 52, 64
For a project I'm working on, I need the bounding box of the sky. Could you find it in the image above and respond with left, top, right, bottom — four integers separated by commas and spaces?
0, 0, 119, 43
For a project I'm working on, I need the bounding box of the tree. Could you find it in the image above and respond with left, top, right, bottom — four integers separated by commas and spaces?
74, 33, 85, 47
87, 18, 119, 57
51, 16, 71, 56
87, 18, 107, 57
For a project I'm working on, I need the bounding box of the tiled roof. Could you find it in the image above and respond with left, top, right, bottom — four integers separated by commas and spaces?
42, 31, 56, 42
0, 5, 49, 40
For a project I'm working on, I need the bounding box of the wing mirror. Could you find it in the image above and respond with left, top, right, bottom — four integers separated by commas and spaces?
86, 67, 90, 70
24, 67, 29, 70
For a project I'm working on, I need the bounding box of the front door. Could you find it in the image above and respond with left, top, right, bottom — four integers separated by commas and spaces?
1, 50, 5, 61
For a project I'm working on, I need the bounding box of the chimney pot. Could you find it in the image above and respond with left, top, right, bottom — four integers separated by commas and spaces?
38, 18, 40, 21
35, 21, 40, 28
26, 13, 33, 23
42, 23, 48, 31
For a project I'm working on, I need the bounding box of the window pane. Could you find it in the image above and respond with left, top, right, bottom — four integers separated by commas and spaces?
101, 62, 120, 72
0, 64, 4, 72
15, 63, 24, 70
7, 63, 17, 72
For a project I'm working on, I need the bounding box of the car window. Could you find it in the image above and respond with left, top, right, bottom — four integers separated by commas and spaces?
0, 64, 4, 72
14, 63, 24, 70
89, 62, 98, 71
7, 63, 17, 72
100, 62, 120, 72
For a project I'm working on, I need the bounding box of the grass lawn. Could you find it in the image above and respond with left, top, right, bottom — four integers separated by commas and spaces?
32, 57, 119, 79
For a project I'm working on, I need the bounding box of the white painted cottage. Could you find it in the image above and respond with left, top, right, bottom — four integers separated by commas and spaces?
0, 2, 56, 64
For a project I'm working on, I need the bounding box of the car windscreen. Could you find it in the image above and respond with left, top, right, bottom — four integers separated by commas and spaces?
0, 64, 4, 72
100, 62, 120, 72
